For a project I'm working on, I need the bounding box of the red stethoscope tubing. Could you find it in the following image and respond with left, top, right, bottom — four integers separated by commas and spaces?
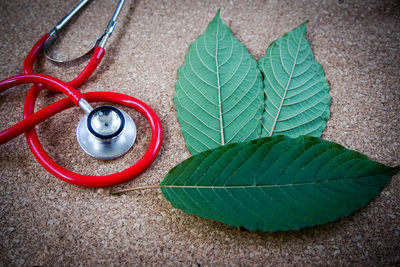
0, 33, 162, 187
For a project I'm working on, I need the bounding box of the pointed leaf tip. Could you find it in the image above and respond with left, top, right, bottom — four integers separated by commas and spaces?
300, 21, 308, 33
392, 166, 400, 175
212, 9, 222, 23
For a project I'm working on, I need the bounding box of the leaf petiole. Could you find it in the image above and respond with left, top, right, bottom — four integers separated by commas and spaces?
110, 185, 160, 195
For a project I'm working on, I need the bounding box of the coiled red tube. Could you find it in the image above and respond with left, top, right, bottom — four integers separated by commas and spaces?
0, 34, 162, 187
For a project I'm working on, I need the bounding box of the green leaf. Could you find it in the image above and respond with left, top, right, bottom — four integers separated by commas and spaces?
259, 22, 330, 137
174, 11, 263, 154
161, 136, 399, 232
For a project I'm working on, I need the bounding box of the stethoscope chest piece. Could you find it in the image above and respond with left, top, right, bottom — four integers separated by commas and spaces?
77, 105, 136, 160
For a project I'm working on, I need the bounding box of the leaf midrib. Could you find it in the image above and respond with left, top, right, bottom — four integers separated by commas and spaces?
268, 33, 303, 136
215, 18, 225, 145
162, 174, 384, 189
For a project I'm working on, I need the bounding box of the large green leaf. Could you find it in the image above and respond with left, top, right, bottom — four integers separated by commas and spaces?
259, 22, 330, 137
161, 136, 399, 232
174, 11, 263, 154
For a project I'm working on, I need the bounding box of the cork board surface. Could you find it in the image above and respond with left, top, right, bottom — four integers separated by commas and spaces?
1, 0, 399, 265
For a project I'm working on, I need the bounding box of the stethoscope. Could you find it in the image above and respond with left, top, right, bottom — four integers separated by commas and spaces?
0, 0, 162, 187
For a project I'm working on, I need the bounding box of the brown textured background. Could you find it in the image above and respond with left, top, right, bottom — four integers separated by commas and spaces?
1, 0, 399, 265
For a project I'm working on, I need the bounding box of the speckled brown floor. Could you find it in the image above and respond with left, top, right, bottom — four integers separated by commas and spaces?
1, 0, 399, 265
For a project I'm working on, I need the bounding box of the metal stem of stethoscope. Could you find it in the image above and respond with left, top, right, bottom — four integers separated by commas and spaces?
45, 0, 136, 160
44, 0, 126, 63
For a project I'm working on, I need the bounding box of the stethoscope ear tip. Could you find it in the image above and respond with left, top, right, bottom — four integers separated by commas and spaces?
76, 105, 136, 160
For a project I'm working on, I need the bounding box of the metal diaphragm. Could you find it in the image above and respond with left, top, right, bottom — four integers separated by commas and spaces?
76, 105, 136, 160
